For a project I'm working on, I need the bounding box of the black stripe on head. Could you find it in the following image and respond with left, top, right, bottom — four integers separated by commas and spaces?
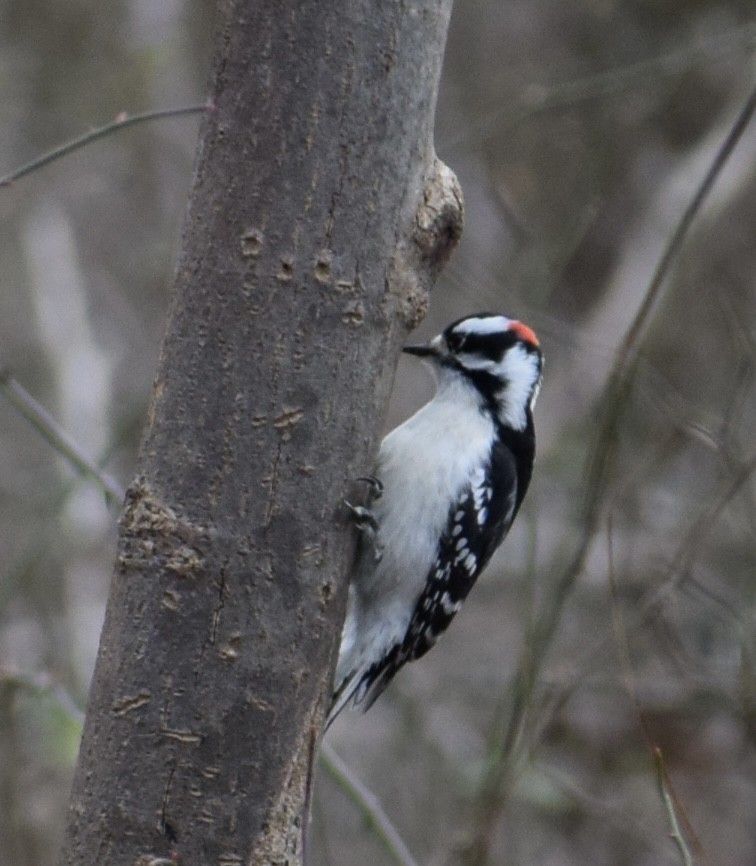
462, 368, 508, 406
443, 313, 537, 363
454, 328, 518, 361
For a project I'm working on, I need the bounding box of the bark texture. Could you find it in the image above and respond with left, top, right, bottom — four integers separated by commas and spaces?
58, 1, 461, 864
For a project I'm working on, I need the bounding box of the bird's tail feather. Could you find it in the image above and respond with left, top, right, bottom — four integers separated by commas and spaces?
325, 669, 361, 730
325, 654, 400, 730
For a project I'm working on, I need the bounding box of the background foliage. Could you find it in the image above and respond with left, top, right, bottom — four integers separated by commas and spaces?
1, 2, 754, 864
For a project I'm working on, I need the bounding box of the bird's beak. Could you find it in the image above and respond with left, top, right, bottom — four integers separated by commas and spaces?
402, 335, 443, 358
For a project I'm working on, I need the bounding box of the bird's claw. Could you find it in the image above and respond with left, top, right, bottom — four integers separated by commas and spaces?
344, 501, 379, 532
356, 475, 384, 501
344, 500, 384, 562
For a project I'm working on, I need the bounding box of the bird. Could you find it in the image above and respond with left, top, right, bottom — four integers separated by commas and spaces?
328, 312, 543, 726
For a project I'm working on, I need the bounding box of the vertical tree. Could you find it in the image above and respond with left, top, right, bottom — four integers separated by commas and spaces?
57, 1, 462, 864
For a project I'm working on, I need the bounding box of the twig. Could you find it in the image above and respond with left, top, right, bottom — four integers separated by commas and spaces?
442, 22, 756, 151
654, 748, 694, 866
0, 666, 85, 726
617, 84, 756, 363
319, 740, 421, 866
606, 513, 639, 704
493, 450, 756, 866
0, 369, 125, 505
0, 103, 210, 187
665, 449, 756, 593
607, 517, 709, 866
532, 448, 756, 752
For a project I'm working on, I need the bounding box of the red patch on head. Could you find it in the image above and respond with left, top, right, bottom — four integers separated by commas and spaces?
510, 320, 540, 347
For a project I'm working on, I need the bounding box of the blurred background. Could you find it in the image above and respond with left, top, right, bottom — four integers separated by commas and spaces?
1, 2, 755, 864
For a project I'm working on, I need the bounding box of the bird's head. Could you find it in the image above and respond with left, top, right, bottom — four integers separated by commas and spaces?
403, 312, 543, 431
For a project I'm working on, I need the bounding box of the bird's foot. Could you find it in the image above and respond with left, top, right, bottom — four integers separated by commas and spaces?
344, 499, 384, 562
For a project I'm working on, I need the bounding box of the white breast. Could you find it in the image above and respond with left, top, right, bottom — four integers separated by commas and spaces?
354, 375, 494, 615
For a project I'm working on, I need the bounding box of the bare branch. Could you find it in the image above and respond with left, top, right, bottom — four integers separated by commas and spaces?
0, 369, 125, 505
0, 105, 209, 187
319, 741, 420, 866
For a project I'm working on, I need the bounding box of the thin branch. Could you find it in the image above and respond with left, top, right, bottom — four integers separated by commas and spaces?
527, 448, 756, 793
0, 103, 210, 187
654, 748, 695, 866
442, 22, 756, 151
606, 514, 639, 704
607, 517, 709, 866
319, 740, 420, 866
0, 369, 125, 505
0, 667, 85, 727
617, 84, 756, 362
665, 449, 756, 593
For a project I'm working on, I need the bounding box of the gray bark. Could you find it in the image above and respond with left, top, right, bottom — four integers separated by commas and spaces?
57, 0, 461, 864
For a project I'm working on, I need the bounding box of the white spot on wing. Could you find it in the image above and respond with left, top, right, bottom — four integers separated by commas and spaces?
441, 592, 462, 615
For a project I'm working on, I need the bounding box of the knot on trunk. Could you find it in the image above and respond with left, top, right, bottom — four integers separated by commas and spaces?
390, 156, 464, 330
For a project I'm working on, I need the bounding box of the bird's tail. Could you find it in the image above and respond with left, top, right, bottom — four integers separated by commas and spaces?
325, 646, 402, 730
324, 669, 360, 730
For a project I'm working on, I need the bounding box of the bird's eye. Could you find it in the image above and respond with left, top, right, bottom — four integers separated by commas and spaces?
446, 331, 465, 352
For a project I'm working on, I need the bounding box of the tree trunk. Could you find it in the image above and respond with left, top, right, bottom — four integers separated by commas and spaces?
57, 1, 461, 864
